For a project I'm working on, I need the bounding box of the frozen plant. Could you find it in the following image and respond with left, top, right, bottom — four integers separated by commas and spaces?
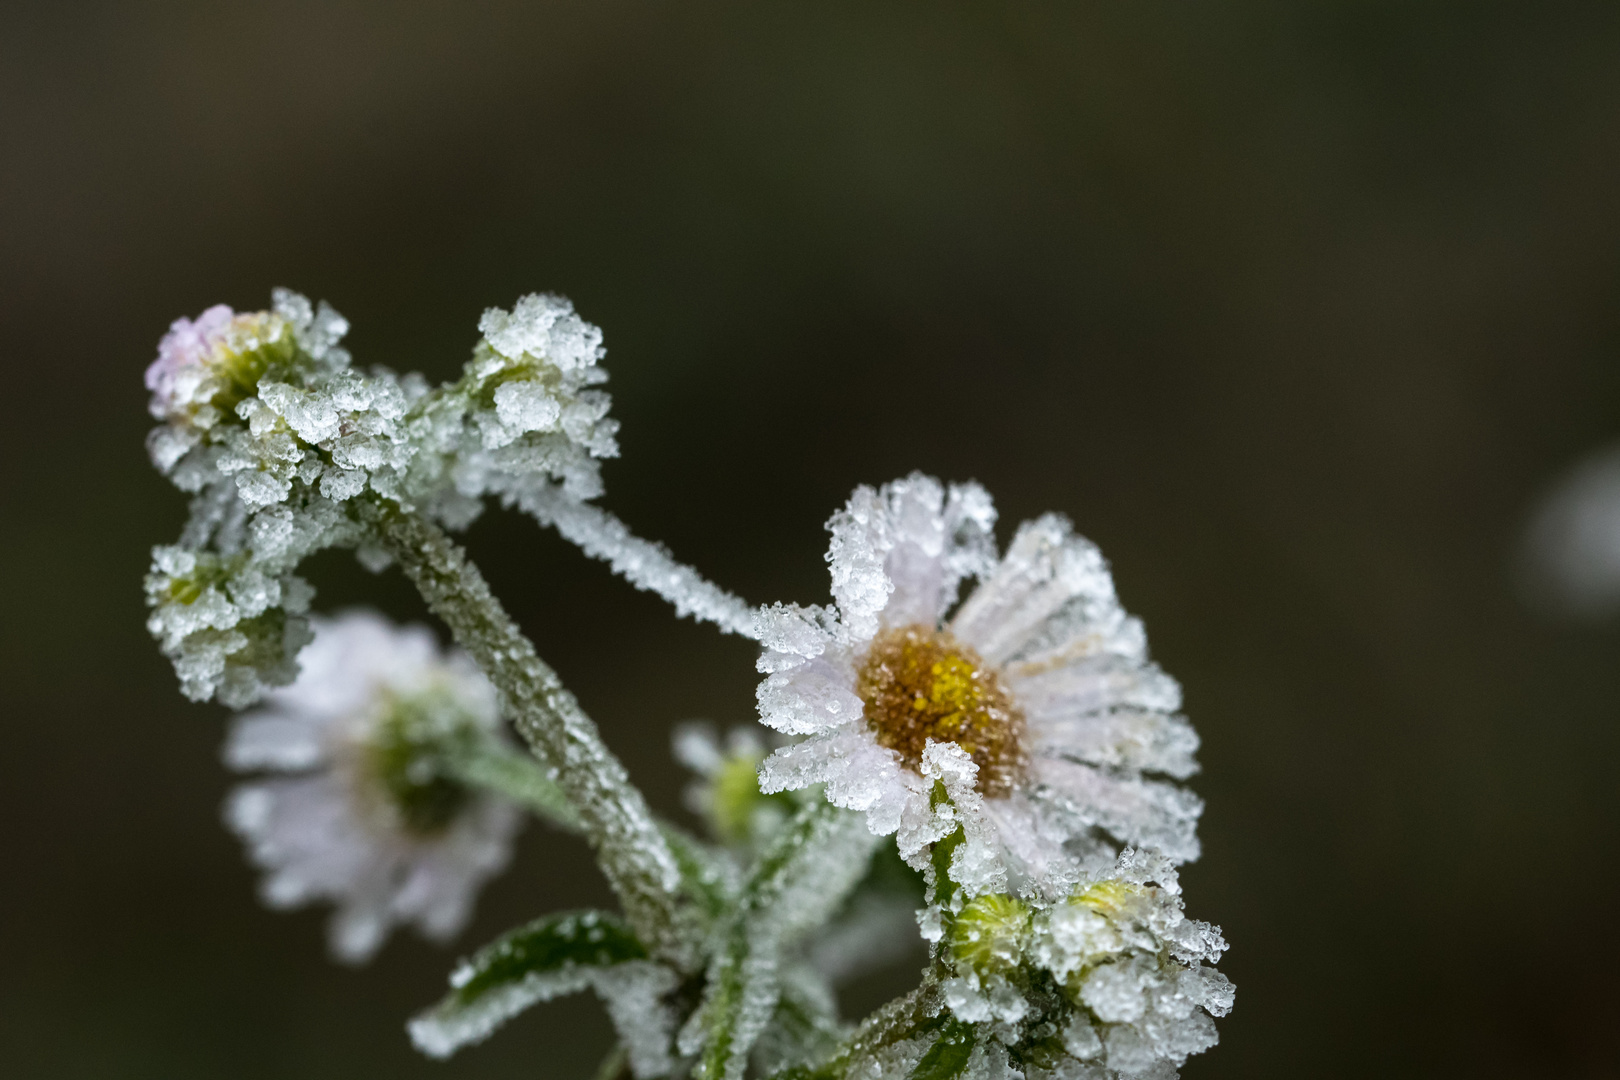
142, 289, 1234, 1079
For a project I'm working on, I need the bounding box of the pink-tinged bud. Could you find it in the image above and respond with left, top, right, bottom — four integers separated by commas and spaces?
145, 305, 295, 423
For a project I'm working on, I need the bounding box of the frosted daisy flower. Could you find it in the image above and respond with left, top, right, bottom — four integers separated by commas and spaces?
755, 474, 1202, 901
224, 611, 524, 962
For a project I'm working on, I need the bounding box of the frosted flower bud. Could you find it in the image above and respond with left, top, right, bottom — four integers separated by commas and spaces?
948, 893, 1032, 976
224, 611, 524, 963
145, 305, 297, 424
915, 852, 1234, 1080
1018, 856, 1232, 1080
145, 545, 315, 707
464, 294, 616, 454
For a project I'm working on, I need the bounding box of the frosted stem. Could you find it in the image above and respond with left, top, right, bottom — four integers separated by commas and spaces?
497, 480, 758, 638
361, 497, 684, 960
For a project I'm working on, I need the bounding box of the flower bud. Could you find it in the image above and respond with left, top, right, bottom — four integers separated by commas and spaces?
948, 892, 1031, 977
145, 305, 297, 424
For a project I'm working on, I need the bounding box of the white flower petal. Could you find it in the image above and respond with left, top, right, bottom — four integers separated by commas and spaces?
224, 713, 327, 770
1026, 708, 1200, 781
1030, 757, 1203, 863
951, 515, 1130, 667
756, 657, 865, 735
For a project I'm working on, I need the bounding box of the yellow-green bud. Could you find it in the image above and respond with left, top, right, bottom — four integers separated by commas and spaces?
949, 893, 1031, 976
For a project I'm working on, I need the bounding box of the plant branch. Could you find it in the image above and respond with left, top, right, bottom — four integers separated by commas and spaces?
360, 496, 684, 962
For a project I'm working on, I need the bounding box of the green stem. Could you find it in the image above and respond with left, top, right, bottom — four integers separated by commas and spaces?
360, 497, 684, 963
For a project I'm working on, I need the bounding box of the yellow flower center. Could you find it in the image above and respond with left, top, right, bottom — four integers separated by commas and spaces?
855, 624, 1026, 798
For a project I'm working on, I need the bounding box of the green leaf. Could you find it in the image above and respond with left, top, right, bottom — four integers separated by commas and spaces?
409, 910, 647, 1059
661, 822, 735, 923
446, 742, 583, 831
907, 1020, 977, 1080
695, 802, 879, 1080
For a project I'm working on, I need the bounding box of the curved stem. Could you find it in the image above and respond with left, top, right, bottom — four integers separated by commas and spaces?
493, 478, 758, 638
360, 497, 685, 963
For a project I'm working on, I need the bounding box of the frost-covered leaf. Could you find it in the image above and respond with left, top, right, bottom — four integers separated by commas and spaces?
751, 964, 844, 1077
691, 802, 879, 1080
661, 823, 737, 925
906, 1020, 977, 1080
409, 910, 649, 1059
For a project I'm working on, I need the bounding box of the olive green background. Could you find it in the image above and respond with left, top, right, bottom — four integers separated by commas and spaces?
3, 2, 1619, 1077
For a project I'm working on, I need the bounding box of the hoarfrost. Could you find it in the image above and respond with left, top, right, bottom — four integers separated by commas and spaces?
692, 803, 880, 1080
144, 289, 752, 704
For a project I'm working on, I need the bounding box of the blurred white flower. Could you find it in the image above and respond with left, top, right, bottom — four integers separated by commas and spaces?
1523, 441, 1620, 617
223, 610, 523, 962
755, 474, 1202, 901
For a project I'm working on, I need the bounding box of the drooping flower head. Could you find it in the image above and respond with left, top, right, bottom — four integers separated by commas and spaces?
755, 474, 1202, 901
224, 611, 523, 962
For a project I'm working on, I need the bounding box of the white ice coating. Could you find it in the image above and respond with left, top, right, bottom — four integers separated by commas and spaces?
911, 850, 1233, 1080
688, 803, 881, 1080
222, 612, 522, 963
755, 473, 1205, 901
1523, 440, 1620, 616
145, 289, 749, 705
1021, 851, 1231, 1080
499, 479, 757, 636
410, 958, 680, 1078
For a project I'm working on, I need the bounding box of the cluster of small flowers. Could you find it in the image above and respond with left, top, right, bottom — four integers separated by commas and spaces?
144, 290, 617, 705
933, 849, 1232, 1080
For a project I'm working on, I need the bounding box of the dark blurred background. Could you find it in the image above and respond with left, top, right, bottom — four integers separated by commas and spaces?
4, 1, 1620, 1077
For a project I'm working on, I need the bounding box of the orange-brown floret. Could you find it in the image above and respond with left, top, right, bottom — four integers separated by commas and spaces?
855, 624, 1026, 798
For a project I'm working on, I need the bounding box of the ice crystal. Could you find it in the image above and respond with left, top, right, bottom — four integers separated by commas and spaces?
223, 611, 523, 962
756, 474, 1203, 901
